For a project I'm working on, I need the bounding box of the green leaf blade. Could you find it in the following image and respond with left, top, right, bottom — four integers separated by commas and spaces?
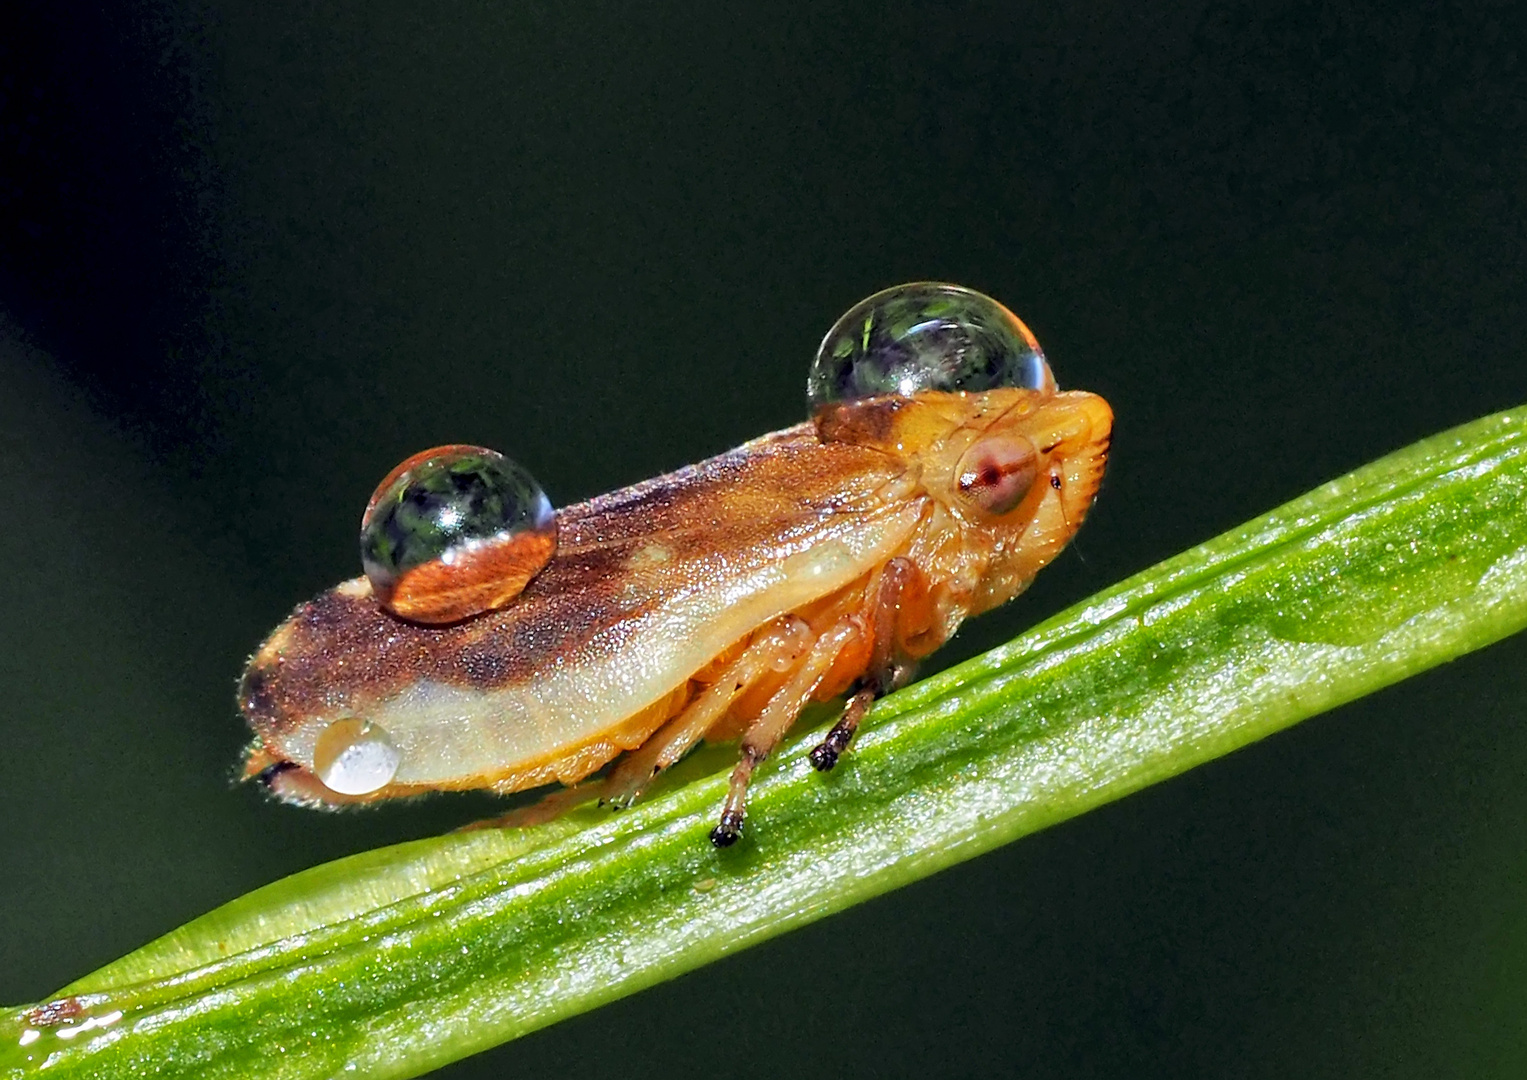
5, 407, 1526, 1079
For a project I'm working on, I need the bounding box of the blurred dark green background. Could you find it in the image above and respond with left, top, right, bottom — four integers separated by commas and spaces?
4, 1, 1527, 1075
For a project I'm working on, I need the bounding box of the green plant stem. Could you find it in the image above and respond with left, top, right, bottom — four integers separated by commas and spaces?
5, 406, 1527, 1080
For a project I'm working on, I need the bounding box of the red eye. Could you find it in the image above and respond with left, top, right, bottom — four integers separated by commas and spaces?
955, 435, 1039, 516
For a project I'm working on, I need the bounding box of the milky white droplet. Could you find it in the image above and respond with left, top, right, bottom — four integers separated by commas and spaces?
314, 717, 400, 795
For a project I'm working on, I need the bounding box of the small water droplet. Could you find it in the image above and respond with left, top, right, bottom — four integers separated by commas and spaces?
314, 717, 401, 795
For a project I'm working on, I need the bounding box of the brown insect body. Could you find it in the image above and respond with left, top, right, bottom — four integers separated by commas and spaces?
241, 385, 1112, 840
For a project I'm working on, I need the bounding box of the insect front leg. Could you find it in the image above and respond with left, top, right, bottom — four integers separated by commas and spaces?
466, 617, 819, 833
710, 616, 868, 847
809, 556, 927, 771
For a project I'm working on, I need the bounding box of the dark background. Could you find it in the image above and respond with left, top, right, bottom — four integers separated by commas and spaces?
4, 1, 1527, 1075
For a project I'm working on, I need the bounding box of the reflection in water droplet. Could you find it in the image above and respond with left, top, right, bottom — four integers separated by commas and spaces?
360, 444, 557, 623
314, 717, 401, 795
807, 282, 1054, 414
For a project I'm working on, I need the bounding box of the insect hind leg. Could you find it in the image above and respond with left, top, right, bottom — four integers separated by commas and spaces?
711, 617, 866, 847
604, 615, 814, 807
456, 782, 602, 833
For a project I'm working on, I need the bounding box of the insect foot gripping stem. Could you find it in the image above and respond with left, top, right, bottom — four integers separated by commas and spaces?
709, 749, 759, 847
808, 687, 877, 772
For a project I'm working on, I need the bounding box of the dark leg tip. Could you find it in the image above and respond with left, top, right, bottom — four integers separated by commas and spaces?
256, 760, 298, 788
710, 810, 745, 848
810, 722, 856, 772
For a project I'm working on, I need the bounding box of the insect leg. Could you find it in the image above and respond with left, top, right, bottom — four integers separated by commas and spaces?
458, 618, 815, 831
604, 616, 814, 806
711, 616, 866, 847
809, 556, 921, 771
456, 782, 602, 832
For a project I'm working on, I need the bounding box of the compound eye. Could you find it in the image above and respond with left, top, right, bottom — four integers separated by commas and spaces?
954, 435, 1039, 516
360, 445, 556, 624
806, 282, 1055, 414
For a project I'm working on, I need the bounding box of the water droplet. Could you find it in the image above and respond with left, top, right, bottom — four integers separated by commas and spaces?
807, 282, 1053, 413
360, 445, 557, 623
314, 717, 400, 795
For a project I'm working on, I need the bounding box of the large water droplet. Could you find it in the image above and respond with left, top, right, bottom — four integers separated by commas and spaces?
807, 282, 1054, 414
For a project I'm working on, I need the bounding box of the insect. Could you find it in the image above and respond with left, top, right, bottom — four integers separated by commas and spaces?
239, 283, 1114, 846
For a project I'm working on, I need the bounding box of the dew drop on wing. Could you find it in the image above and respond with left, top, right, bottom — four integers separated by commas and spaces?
314, 717, 401, 795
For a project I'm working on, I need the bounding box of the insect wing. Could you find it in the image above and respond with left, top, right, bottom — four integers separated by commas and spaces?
242, 426, 924, 793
